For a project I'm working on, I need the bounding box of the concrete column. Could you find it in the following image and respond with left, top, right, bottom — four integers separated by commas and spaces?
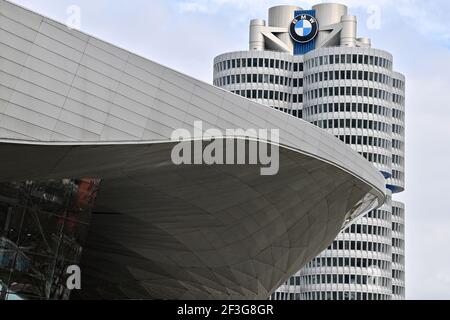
249, 19, 266, 51
341, 15, 357, 47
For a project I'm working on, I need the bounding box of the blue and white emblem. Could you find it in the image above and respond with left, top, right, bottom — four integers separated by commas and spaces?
289, 14, 319, 43
295, 19, 313, 37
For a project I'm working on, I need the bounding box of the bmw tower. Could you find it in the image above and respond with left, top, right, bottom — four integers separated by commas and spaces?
213, 3, 406, 300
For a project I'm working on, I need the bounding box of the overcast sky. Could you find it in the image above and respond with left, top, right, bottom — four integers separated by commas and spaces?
7, 0, 450, 300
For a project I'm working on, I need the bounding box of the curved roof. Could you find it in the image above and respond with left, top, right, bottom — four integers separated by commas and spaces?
0, 138, 383, 299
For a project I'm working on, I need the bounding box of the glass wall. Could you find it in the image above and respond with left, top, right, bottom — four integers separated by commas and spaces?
0, 179, 100, 300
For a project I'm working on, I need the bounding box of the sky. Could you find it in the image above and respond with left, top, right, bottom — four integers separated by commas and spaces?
6, 0, 450, 300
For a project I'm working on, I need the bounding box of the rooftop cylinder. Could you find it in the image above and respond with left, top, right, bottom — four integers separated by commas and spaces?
249, 19, 266, 50
340, 15, 357, 47
312, 3, 348, 47
268, 5, 302, 49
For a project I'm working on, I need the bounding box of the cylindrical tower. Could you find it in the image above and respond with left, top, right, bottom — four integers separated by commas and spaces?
303, 47, 394, 178
214, 3, 406, 300
312, 3, 348, 47
389, 71, 406, 300
272, 48, 406, 301
272, 47, 398, 300
213, 51, 304, 117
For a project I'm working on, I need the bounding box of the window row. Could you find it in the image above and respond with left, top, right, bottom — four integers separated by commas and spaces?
311, 118, 391, 133
306, 53, 392, 69
367, 209, 390, 220
392, 155, 404, 166
393, 93, 405, 105
309, 257, 390, 272
306, 86, 391, 101
392, 206, 404, 218
334, 135, 391, 149
392, 124, 405, 135
215, 58, 303, 72
392, 270, 405, 281
343, 222, 391, 236
391, 170, 404, 181
305, 102, 390, 117
325, 240, 390, 254
392, 253, 405, 265
392, 139, 405, 150
301, 273, 391, 288
230, 89, 303, 103
214, 73, 298, 87
392, 222, 405, 234
273, 106, 302, 119
393, 286, 405, 296
305, 70, 391, 86
392, 238, 404, 248
393, 78, 405, 90
298, 291, 390, 301
272, 292, 301, 300
392, 108, 405, 121
360, 152, 390, 166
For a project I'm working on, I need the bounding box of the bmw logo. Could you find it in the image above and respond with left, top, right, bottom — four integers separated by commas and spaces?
289, 14, 319, 43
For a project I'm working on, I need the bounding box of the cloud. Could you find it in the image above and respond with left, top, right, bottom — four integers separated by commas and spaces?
178, 2, 209, 13
174, 0, 392, 14
437, 273, 450, 284
175, 0, 450, 46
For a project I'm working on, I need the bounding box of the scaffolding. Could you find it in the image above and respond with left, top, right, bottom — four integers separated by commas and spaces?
0, 179, 101, 300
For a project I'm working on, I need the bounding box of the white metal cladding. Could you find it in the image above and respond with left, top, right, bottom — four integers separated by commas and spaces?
0, 0, 389, 299
391, 201, 405, 299
0, 2, 386, 189
387, 72, 406, 193
279, 191, 394, 301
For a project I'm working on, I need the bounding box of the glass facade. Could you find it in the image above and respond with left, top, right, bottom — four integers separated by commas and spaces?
0, 179, 100, 300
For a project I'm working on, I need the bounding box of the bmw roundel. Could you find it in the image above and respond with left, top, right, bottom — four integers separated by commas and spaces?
289, 14, 319, 43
